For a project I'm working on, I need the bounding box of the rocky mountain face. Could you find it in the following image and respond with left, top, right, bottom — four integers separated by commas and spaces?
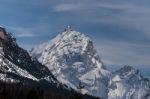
31, 27, 110, 98
0, 29, 57, 84
108, 66, 150, 99
31, 27, 150, 99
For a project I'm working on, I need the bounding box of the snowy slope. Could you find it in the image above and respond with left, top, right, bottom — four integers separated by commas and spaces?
31, 27, 110, 98
0, 27, 61, 86
108, 66, 150, 99
0, 51, 38, 81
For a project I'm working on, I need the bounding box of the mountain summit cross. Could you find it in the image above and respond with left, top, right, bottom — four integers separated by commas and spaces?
64, 26, 73, 31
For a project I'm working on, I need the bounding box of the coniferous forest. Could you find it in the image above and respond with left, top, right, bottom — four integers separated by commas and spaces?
0, 81, 100, 99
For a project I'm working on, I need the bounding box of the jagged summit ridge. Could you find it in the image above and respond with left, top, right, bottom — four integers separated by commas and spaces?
115, 65, 141, 78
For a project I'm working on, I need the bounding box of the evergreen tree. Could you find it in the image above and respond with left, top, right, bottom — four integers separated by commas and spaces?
77, 82, 85, 93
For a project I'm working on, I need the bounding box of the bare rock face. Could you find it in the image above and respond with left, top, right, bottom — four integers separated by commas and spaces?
0, 27, 7, 40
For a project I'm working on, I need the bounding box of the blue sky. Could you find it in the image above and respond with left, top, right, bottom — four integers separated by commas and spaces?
0, 0, 150, 76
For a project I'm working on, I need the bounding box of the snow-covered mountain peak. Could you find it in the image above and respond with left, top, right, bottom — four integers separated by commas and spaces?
117, 65, 137, 73
55, 28, 92, 53
33, 28, 107, 70
31, 27, 110, 98
108, 66, 150, 99
115, 65, 140, 78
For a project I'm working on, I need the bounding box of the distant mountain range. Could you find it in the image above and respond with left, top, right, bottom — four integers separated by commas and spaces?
31, 26, 150, 99
0, 26, 150, 99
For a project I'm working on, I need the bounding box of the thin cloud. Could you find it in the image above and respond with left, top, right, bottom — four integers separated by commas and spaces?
52, 1, 150, 38
53, 4, 83, 12
94, 40, 150, 67
6, 26, 35, 37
